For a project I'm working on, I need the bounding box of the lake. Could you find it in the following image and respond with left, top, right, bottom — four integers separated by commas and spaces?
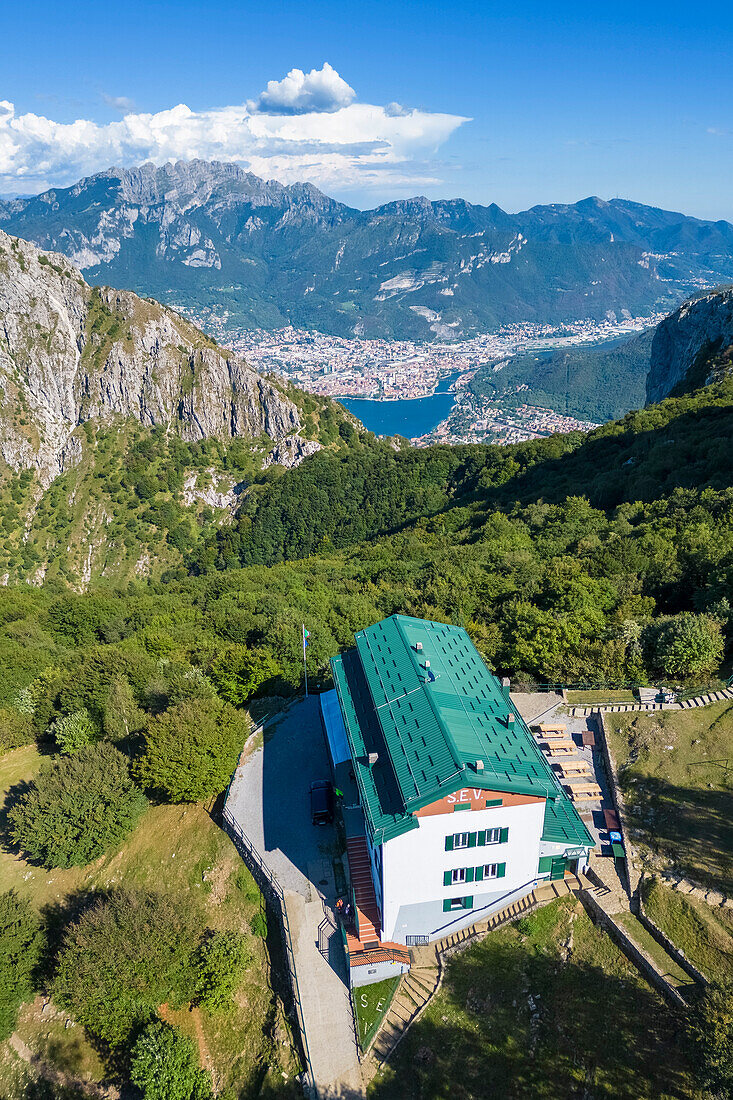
341, 372, 461, 439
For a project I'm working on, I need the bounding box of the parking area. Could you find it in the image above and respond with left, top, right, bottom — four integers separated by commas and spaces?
225, 696, 364, 1098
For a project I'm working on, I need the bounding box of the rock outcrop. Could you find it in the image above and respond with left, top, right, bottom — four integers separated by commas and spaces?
646, 286, 733, 404
0, 230, 302, 485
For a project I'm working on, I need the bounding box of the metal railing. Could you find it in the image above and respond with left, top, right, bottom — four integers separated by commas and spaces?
221, 807, 316, 1099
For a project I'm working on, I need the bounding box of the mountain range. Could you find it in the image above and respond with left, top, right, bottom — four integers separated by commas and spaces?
3, 160, 733, 340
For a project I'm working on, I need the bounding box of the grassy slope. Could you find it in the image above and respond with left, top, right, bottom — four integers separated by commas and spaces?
605, 702, 733, 893
642, 878, 733, 985
370, 897, 695, 1100
0, 746, 300, 1098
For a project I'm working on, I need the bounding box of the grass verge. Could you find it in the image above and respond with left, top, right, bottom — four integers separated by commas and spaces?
616, 912, 696, 991
641, 877, 733, 985
354, 976, 400, 1051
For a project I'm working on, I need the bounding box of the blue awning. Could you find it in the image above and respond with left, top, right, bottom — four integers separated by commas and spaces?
320, 689, 351, 766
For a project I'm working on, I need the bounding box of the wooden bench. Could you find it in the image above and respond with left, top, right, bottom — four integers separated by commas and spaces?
544, 744, 577, 757
565, 781, 602, 801
537, 723, 566, 734
555, 760, 592, 777
535, 729, 569, 741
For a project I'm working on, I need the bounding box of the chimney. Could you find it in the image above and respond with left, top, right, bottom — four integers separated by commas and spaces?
475, 759, 484, 772
415, 642, 423, 652
501, 676, 511, 701
367, 752, 379, 766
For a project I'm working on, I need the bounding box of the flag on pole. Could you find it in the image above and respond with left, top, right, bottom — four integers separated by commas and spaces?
302, 625, 310, 696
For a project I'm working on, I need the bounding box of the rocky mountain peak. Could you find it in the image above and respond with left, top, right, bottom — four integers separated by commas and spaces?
0, 229, 308, 486
646, 285, 733, 403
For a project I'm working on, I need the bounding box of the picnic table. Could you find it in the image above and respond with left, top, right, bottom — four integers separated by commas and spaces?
545, 744, 577, 757
603, 808, 620, 831
581, 730, 596, 747
556, 760, 592, 776
537, 723, 567, 734
535, 729, 571, 741
565, 780, 602, 801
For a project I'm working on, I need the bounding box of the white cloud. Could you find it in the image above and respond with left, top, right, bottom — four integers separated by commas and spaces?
248, 62, 355, 114
0, 66, 469, 196
102, 93, 135, 113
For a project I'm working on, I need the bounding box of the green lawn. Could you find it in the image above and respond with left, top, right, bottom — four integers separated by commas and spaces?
370, 897, 696, 1100
566, 689, 636, 704
616, 912, 696, 991
605, 702, 733, 893
0, 745, 301, 1099
642, 877, 733, 985
354, 976, 400, 1051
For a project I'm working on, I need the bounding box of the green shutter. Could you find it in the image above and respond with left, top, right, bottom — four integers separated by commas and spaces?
500, 827, 509, 844
443, 870, 451, 886
463, 896, 473, 909
468, 832, 477, 848
485, 798, 502, 807
443, 899, 452, 912
538, 856, 553, 874
497, 863, 506, 878
453, 803, 471, 812
550, 857, 566, 880
477, 830, 486, 847
445, 835, 454, 851
466, 867, 474, 883
475, 865, 484, 881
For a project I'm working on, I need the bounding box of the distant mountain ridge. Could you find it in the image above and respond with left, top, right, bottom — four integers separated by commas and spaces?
2, 160, 733, 340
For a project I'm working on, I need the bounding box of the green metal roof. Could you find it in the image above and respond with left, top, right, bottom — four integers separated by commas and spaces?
331, 614, 593, 851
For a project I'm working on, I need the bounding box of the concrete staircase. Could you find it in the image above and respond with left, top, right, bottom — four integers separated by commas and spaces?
365, 877, 580, 1070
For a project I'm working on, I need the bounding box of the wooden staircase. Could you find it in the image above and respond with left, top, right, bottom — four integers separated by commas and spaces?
365, 877, 580, 1070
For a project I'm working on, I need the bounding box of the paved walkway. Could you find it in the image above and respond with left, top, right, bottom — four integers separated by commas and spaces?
226, 697, 364, 1098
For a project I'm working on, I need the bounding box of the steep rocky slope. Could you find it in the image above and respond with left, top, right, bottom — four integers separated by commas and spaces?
0, 229, 306, 486
646, 286, 733, 403
3, 161, 733, 340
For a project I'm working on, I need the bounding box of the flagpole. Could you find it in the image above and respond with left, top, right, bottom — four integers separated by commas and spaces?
302, 624, 309, 698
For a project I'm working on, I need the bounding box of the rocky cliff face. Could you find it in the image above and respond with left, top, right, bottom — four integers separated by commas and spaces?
646, 286, 733, 404
0, 230, 303, 485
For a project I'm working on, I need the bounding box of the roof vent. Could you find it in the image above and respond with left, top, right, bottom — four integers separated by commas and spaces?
475, 759, 484, 772
414, 642, 423, 652
367, 751, 379, 766
423, 660, 431, 669
507, 713, 515, 725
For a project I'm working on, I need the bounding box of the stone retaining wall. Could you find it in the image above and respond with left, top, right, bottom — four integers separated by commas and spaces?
635, 892, 708, 986
581, 889, 688, 1009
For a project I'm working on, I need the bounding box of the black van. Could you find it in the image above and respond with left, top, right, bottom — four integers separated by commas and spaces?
310, 779, 335, 825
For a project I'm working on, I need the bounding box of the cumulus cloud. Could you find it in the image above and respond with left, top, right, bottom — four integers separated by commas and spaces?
248, 62, 355, 114
0, 66, 469, 195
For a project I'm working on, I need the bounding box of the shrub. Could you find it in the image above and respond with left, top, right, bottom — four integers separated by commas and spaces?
130, 1020, 211, 1100
54, 889, 200, 1048
0, 707, 34, 754
48, 708, 96, 754
135, 697, 246, 803
647, 613, 725, 680
9, 743, 147, 868
689, 982, 733, 1097
250, 912, 267, 939
0, 890, 45, 1040
131, 1021, 213, 1100
194, 930, 250, 1011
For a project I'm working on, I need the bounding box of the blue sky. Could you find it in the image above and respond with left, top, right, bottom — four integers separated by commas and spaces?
2, 0, 732, 218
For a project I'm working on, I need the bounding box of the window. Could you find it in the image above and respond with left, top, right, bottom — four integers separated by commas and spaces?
483, 828, 501, 844
484, 863, 498, 879
449, 897, 464, 910
453, 832, 469, 849
451, 868, 466, 885
443, 896, 474, 912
